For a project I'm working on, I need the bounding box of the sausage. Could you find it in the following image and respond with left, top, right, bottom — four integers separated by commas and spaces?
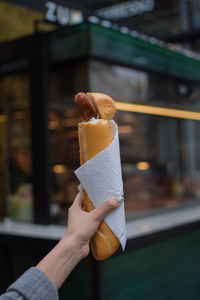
75, 92, 98, 121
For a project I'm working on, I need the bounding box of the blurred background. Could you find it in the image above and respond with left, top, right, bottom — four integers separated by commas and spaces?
1, 0, 200, 299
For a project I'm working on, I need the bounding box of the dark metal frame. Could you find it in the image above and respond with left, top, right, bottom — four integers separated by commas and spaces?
29, 34, 51, 224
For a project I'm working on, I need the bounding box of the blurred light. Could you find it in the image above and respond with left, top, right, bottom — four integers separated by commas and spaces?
116, 102, 200, 121
87, 16, 99, 23
70, 10, 83, 25
118, 125, 133, 134
120, 26, 130, 34
53, 164, 66, 173
149, 36, 158, 44
101, 19, 112, 28
140, 225, 150, 232
96, 0, 154, 20
130, 30, 139, 37
0, 115, 6, 123
137, 161, 150, 171
48, 120, 59, 130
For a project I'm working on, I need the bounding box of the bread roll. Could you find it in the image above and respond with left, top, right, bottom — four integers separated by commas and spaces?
78, 119, 120, 260
87, 93, 116, 120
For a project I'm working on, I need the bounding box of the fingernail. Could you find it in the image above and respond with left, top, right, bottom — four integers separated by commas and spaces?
116, 195, 124, 203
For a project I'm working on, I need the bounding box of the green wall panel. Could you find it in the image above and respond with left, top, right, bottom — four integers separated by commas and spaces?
59, 257, 93, 300
90, 24, 200, 82
101, 230, 200, 300
49, 22, 200, 82
50, 23, 89, 63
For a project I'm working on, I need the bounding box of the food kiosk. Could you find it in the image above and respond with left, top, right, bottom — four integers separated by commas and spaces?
1, 22, 200, 299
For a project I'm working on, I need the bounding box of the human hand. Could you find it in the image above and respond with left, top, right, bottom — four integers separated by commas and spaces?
37, 193, 121, 289
66, 193, 121, 259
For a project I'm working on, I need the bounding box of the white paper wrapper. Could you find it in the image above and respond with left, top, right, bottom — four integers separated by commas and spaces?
75, 120, 126, 250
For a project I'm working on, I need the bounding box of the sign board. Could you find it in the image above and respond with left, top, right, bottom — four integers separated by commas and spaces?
45, 1, 83, 25
96, 0, 155, 20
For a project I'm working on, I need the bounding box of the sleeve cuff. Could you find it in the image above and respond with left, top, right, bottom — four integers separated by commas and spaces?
7, 267, 59, 300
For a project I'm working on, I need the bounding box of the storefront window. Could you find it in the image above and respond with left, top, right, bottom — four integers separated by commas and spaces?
47, 109, 81, 223
48, 61, 86, 223
116, 112, 200, 215
88, 59, 149, 103
0, 73, 33, 222
1, 55, 199, 223
89, 59, 200, 216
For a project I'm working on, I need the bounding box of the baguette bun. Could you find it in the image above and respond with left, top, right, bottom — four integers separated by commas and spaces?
78, 119, 120, 260
87, 93, 116, 120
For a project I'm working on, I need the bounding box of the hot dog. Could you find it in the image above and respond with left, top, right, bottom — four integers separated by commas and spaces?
75, 92, 120, 261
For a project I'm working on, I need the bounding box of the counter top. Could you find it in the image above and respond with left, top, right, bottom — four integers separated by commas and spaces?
0, 201, 200, 244
126, 200, 200, 240
0, 218, 66, 240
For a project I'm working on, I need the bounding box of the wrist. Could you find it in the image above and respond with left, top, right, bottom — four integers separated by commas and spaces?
62, 233, 89, 261
37, 234, 86, 289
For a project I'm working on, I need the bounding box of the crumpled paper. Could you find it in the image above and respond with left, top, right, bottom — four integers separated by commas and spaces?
75, 120, 126, 250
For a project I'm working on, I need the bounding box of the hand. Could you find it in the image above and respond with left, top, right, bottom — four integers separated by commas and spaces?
37, 193, 121, 289
66, 193, 121, 259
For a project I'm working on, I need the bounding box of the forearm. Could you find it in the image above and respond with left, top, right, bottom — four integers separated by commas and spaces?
37, 194, 120, 290
37, 235, 83, 289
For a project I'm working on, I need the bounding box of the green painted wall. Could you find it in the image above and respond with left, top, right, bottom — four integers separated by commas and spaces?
59, 256, 93, 299
58, 230, 200, 300
101, 230, 200, 300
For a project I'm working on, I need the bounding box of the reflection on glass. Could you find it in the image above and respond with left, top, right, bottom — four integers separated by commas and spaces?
89, 59, 149, 102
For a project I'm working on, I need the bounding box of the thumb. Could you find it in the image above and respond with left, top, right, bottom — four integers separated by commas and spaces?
91, 197, 121, 222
